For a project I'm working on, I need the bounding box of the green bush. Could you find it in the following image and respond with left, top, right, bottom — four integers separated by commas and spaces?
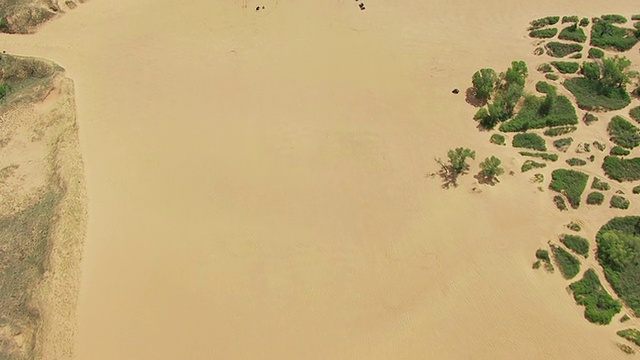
530, 28, 558, 38
472, 68, 498, 101
593, 141, 606, 151
553, 137, 573, 152
559, 24, 587, 43
601, 14, 628, 24
552, 244, 581, 278
490, 133, 506, 145
549, 169, 589, 208
567, 221, 582, 232
633, 186, 640, 194
592, 177, 610, 190
590, 20, 639, 51
632, 15, 640, 21
551, 61, 580, 73
529, 16, 561, 30
580, 17, 590, 27
629, 106, 640, 123
564, 77, 631, 111
535, 248, 554, 271
535, 81, 556, 93
587, 191, 605, 205
537, 63, 553, 73
610, 145, 631, 156
521, 159, 546, 172
499, 95, 578, 132
569, 268, 622, 324
581, 61, 601, 80
520, 151, 559, 161
544, 125, 577, 136
583, 113, 599, 125
621, 314, 631, 322
588, 48, 605, 59
554, 195, 568, 210
618, 329, 640, 346
561, 234, 590, 256
603, 156, 640, 181
546, 41, 584, 57
513, 133, 547, 151
611, 195, 630, 209
567, 158, 587, 166
608, 116, 640, 149
545, 73, 559, 81
562, 15, 579, 23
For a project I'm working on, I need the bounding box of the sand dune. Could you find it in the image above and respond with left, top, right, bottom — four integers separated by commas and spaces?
3, 0, 640, 358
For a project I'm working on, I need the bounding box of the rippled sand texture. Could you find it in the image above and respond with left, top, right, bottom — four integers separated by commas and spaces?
3, 0, 640, 358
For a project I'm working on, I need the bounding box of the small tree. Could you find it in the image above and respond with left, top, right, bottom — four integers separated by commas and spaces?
472, 68, 498, 101
504, 60, 528, 87
480, 156, 505, 183
601, 56, 634, 89
581, 61, 601, 80
448, 147, 476, 176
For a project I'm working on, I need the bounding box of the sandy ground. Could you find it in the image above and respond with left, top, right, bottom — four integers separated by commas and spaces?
3, 0, 640, 358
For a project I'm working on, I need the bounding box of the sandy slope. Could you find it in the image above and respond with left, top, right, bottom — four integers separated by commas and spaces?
3, 0, 640, 358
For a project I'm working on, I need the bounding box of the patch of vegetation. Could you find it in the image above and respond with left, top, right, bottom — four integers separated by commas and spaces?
535, 81, 556, 93
567, 221, 582, 232
562, 15, 579, 23
544, 125, 577, 136
629, 106, 640, 123
499, 93, 578, 132
438, 147, 476, 188
587, 191, 605, 205
535, 248, 554, 271
554, 195, 568, 210
621, 314, 631, 322
601, 14, 628, 24
569, 268, 622, 324
611, 195, 630, 209
473, 62, 527, 129
588, 48, 605, 59
545, 73, 559, 81
591, 19, 639, 51
580, 17, 590, 27
611, 146, 631, 156
593, 141, 606, 151
632, 15, 640, 21
618, 329, 640, 346
551, 61, 580, 73
633, 186, 640, 194
575, 142, 591, 153
529, 16, 560, 30
471, 68, 498, 101
592, 177, 610, 191
0, 3, 58, 34
582, 114, 598, 126
546, 41, 584, 58
561, 234, 590, 257
520, 151, 559, 161
608, 116, 640, 149
566, 157, 587, 166
549, 169, 589, 208
559, 23, 587, 43
479, 156, 505, 184
490, 133, 506, 145
596, 217, 640, 314
553, 137, 573, 152
521, 159, 546, 172
618, 343, 636, 355
513, 133, 547, 151
552, 244, 581, 278
564, 77, 631, 111
569, 53, 582, 59
537, 63, 553, 73
603, 156, 640, 182
530, 28, 558, 39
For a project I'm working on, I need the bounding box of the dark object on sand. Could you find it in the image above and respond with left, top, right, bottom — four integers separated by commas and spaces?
359, 3, 365, 10
256, 6, 260, 10
452, 88, 459, 94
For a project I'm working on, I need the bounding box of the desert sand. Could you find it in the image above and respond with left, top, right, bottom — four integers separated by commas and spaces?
3, 0, 640, 358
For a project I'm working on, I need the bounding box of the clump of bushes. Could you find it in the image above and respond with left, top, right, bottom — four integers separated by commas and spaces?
554, 195, 568, 210
566, 157, 587, 166
569, 268, 622, 324
544, 125, 577, 136
490, 133, 506, 145
552, 244, 581, 278
618, 329, 640, 346
588, 48, 605, 59
630, 106, 640, 123
562, 15, 579, 23
587, 191, 605, 205
590, 18, 638, 51
592, 177, 610, 190
600, 14, 628, 24
564, 77, 631, 111
546, 42, 584, 57
529, 16, 561, 30
535, 81, 556, 93
608, 116, 640, 149
549, 169, 589, 208
530, 28, 558, 38
534, 248, 554, 271
603, 156, 640, 181
580, 17, 590, 27
551, 61, 580, 73
559, 23, 587, 43
472, 62, 528, 129
561, 234, 590, 257
513, 133, 547, 151
499, 92, 578, 132
532, 173, 544, 183
621, 314, 631, 322
520, 151, 559, 161
593, 141, 606, 151
537, 63, 553, 73
633, 186, 640, 194
610, 195, 630, 209
583, 113, 599, 125
545, 73, 559, 81
521, 159, 546, 172
553, 137, 573, 152
567, 221, 582, 231
610, 146, 630, 156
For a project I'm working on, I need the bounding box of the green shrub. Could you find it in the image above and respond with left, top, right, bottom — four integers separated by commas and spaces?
521, 159, 546, 172
593, 141, 606, 151
532, 173, 544, 183
561, 234, 590, 256
633, 186, 640, 194
567, 221, 582, 231
537, 63, 553, 73
618, 329, 640, 346
587, 191, 605, 205
520, 151, 559, 161
583, 113, 599, 125
611, 195, 630, 209
549, 169, 589, 208
546, 42, 584, 57
588, 48, 605, 59
592, 177, 610, 190
552, 244, 581, 278
590, 20, 639, 51
621, 314, 631, 322
629, 106, 640, 123
530, 28, 558, 38
580, 17, 590, 27
581, 61, 601, 80
610, 146, 631, 156
570, 53, 583, 59
529, 16, 561, 30
490, 133, 505, 145
562, 15, 579, 23
535, 81, 556, 93
554, 195, 568, 210
603, 156, 640, 181
608, 116, 640, 149
499, 95, 578, 132
559, 24, 587, 43
535, 248, 554, 271
551, 61, 580, 73
564, 77, 631, 111
601, 14, 628, 24
569, 268, 622, 324
632, 15, 640, 21
513, 133, 547, 151
553, 137, 573, 152
566, 158, 587, 166
472, 68, 498, 101
545, 73, 559, 81
544, 126, 577, 137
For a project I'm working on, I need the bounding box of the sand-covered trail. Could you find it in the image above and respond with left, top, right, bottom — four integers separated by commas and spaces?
2, 0, 640, 358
